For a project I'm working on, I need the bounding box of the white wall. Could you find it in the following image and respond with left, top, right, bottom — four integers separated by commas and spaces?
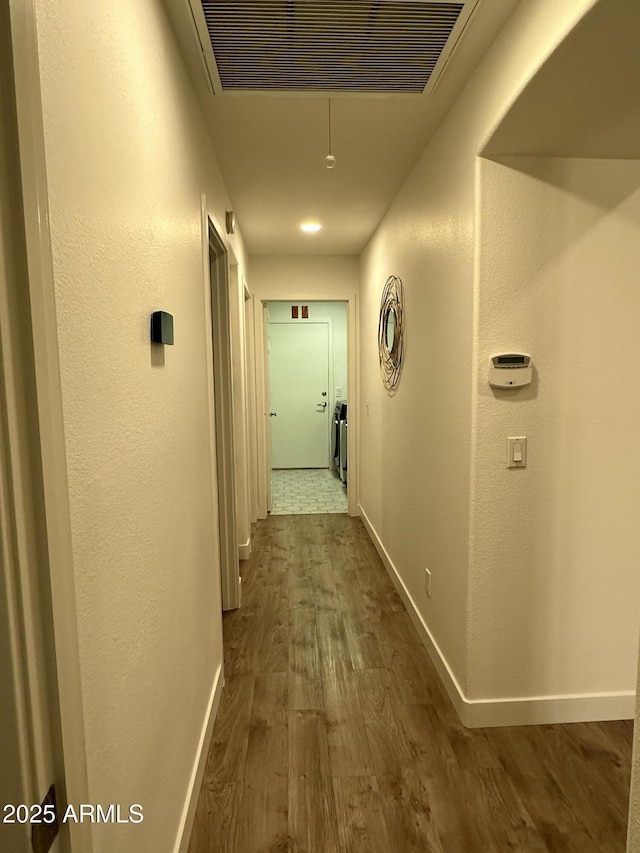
359, 124, 475, 691
32, 0, 248, 850
472, 156, 640, 706
358, 0, 617, 723
251, 255, 359, 301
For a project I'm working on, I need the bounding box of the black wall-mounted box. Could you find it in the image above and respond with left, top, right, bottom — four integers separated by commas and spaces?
150, 311, 174, 345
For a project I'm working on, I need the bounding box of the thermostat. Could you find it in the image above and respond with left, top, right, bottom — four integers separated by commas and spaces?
489, 353, 532, 388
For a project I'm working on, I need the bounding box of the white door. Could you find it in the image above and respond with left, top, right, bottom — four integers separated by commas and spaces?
269, 322, 329, 468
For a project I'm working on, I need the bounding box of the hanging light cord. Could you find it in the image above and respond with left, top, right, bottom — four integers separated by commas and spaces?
325, 99, 336, 168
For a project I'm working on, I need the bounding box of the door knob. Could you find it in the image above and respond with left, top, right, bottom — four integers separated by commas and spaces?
318, 402, 328, 408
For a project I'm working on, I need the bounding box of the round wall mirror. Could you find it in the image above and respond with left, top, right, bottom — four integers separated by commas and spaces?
378, 276, 405, 391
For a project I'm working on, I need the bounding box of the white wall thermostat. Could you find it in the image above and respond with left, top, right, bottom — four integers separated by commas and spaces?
489, 353, 532, 388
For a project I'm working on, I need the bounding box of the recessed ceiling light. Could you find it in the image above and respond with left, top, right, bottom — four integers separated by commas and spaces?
300, 222, 322, 233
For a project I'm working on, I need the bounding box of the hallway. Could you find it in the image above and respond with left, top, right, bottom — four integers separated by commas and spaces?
187, 515, 632, 852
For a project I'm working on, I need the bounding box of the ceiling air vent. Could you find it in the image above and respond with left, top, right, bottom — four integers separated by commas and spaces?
198, 1, 471, 94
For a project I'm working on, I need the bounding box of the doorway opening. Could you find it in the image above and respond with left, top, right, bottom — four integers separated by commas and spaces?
208, 220, 240, 609
266, 301, 348, 515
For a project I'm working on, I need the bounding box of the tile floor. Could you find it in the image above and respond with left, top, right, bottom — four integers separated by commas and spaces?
270, 468, 347, 515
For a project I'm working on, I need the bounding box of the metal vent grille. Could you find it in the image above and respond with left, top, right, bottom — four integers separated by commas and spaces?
200, 1, 466, 93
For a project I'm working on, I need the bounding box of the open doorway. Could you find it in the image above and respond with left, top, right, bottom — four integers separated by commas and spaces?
208, 220, 240, 610
266, 301, 348, 515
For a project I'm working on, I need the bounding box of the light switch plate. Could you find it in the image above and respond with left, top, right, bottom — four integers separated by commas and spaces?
507, 436, 527, 468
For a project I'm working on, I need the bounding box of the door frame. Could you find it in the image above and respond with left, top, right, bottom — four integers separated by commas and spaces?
7, 2, 90, 849
263, 304, 272, 513
254, 297, 358, 518
205, 213, 240, 611
244, 285, 259, 526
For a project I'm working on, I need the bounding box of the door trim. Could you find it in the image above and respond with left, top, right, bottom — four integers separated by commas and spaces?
205, 214, 240, 611
9, 2, 90, 848
254, 297, 357, 518
263, 305, 272, 513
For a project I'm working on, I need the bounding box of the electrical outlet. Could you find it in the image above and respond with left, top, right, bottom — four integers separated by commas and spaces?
424, 568, 431, 598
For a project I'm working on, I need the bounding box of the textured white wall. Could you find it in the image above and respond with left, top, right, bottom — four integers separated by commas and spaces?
471, 156, 640, 701
33, 0, 247, 850
251, 255, 359, 301
359, 125, 475, 687
359, 0, 597, 699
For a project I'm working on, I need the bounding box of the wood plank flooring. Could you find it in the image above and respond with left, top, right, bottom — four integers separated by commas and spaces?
188, 514, 633, 852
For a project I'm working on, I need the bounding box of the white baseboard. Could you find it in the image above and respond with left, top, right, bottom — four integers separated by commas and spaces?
358, 505, 635, 728
174, 664, 225, 853
461, 689, 635, 728
239, 538, 251, 560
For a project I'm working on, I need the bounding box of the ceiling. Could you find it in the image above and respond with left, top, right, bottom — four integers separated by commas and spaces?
167, 0, 520, 255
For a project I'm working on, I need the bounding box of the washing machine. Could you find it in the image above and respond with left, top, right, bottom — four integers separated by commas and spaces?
333, 401, 346, 477
339, 405, 347, 485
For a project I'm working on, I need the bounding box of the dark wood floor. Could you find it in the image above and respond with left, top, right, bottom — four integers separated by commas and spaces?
188, 514, 633, 852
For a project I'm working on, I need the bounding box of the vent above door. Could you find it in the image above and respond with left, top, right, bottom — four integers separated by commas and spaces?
198, 1, 473, 94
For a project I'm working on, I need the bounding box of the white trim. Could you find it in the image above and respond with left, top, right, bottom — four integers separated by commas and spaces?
174, 664, 225, 853
9, 2, 91, 848
202, 200, 240, 609
0, 397, 34, 806
207, 217, 240, 611
185, 0, 223, 94
178, 0, 478, 102
200, 195, 223, 582
461, 689, 635, 728
266, 313, 341, 472
358, 504, 635, 728
228, 260, 252, 565
243, 290, 259, 525
256, 303, 270, 518
254, 296, 358, 518
358, 504, 469, 723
